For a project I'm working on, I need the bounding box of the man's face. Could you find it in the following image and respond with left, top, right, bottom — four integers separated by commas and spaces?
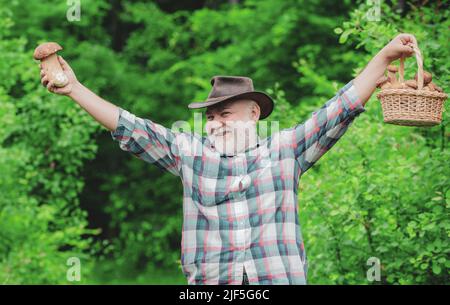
205, 99, 260, 155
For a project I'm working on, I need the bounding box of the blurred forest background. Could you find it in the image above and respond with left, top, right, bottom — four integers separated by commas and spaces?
0, 0, 448, 284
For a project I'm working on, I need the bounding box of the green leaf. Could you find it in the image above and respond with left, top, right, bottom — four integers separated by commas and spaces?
339, 29, 354, 44
432, 264, 442, 275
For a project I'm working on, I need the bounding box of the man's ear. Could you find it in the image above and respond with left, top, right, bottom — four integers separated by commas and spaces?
251, 101, 261, 121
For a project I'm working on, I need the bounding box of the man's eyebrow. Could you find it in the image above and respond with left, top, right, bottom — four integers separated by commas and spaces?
206, 106, 231, 115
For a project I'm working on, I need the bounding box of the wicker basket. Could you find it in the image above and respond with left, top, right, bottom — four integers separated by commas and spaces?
376, 46, 447, 127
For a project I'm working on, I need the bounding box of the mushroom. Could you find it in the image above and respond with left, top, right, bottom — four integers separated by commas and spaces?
433, 84, 444, 93
390, 83, 405, 89
423, 85, 432, 91
414, 71, 432, 87
404, 79, 418, 90
427, 83, 436, 91
387, 65, 398, 84
426, 82, 444, 92
34, 42, 68, 88
375, 75, 389, 89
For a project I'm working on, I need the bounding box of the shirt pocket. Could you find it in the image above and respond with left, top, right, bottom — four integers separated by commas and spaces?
191, 175, 232, 207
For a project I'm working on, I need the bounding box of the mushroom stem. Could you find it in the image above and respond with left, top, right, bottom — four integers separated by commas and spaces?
386, 65, 399, 85
387, 71, 396, 84
41, 53, 68, 87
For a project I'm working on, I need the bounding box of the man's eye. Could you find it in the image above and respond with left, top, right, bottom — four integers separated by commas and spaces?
207, 116, 214, 120
221, 112, 230, 116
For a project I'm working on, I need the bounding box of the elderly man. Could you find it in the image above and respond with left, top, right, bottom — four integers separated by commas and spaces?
40, 34, 418, 285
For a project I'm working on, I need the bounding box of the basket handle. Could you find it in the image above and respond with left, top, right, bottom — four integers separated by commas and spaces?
398, 44, 424, 89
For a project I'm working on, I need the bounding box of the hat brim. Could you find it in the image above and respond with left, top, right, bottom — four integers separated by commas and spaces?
188, 91, 274, 120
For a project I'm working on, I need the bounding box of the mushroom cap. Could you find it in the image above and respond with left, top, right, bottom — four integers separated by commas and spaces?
405, 79, 418, 89
390, 83, 404, 89
433, 84, 443, 93
33, 42, 63, 60
387, 65, 398, 73
415, 71, 432, 85
423, 84, 432, 91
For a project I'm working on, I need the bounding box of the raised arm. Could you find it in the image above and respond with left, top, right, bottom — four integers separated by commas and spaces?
353, 33, 418, 105
40, 55, 185, 176
278, 33, 419, 175
278, 79, 366, 175
40, 56, 119, 132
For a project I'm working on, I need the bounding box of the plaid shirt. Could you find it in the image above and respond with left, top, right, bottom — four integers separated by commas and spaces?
110, 79, 365, 284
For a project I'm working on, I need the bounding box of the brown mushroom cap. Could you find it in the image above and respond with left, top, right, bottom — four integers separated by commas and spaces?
405, 79, 418, 89
423, 84, 433, 91
415, 71, 432, 85
390, 83, 405, 89
387, 65, 398, 73
33, 42, 63, 60
426, 82, 443, 92
433, 84, 444, 93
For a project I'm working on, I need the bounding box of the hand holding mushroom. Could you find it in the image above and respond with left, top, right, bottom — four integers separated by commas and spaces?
34, 42, 68, 87
35, 42, 79, 95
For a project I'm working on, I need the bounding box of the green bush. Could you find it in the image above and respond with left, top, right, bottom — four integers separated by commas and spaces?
296, 1, 450, 284
0, 4, 98, 284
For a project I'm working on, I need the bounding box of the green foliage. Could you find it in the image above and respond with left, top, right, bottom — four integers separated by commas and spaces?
295, 1, 449, 284
0, 3, 99, 284
0, 0, 448, 284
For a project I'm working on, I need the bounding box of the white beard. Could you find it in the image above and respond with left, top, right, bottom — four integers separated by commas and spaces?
206, 120, 258, 156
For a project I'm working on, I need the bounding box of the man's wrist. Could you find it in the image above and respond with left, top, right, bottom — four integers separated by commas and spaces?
68, 81, 84, 100
377, 47, 393, 67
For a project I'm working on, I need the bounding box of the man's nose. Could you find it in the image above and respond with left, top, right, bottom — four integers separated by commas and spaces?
206, 119, 221, 133
210, 120, 225, 133
216, 117, 228, 125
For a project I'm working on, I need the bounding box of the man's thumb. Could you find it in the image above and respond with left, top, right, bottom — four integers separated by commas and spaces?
58, 56, 71, 71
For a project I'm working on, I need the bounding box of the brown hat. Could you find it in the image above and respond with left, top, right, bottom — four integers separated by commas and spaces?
188, 76, 274, 119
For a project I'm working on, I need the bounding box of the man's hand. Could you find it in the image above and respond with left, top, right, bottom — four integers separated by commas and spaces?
40, 56, 79, 95
353, 33, 420, 106
380, 33, 418, 63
